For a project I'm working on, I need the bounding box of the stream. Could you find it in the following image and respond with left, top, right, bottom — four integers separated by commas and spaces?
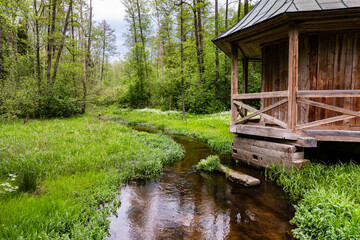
108, 126, 294, 240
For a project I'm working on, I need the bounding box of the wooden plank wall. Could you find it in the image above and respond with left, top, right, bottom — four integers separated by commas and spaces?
262, 42, 289, 124
311, 32, 360, 128
262, 31, 360, 128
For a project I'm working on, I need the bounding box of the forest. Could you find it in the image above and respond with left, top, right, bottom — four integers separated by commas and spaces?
0, 0, 260, 119
2, 0, 360, 239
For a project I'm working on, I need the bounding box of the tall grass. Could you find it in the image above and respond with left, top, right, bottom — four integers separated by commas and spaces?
0, 116, 183, 239
104, 107, 234, 154
103, 107, 360, 239
267, 163, 360, 239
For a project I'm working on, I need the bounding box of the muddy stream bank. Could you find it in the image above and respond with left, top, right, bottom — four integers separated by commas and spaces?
108, 126, 295, 240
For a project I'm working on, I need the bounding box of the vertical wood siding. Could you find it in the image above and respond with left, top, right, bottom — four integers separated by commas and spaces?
262, 31, 360, 128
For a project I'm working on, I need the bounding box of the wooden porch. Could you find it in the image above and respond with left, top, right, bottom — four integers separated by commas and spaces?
214, 2, 360, 168
230, 89, 360, 145
229, 23, 360, 147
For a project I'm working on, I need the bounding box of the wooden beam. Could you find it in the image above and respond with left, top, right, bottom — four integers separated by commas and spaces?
297, 90, 360, 98
288, 23, 299, 132
234, 124, 298, 140
233, 91, 288, 100
234, 100, 288, 128
303, 130, 360, 141
242, 58, 249, 117
235, 99, 288, 124
298, 99, 360, 118
234, 136, 297, 153
296, 114, 358, 130
231, 43, 239, 124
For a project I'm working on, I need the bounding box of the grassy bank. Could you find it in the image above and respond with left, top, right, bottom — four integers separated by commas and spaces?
268, 163, 360, 239
0, 116, 183, 239
103, 107, 233, 155
105, 107, 360, 239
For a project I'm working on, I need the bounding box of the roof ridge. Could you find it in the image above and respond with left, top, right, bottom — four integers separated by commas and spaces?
340, 0, 348, 8
267, 0, 289, 19
213, 0, 360, 43
248, 0, 282, 28
313, 0, 323, 10
226, 0, 265, 36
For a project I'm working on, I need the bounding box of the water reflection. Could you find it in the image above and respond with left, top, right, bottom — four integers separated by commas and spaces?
108, 135, 294, 240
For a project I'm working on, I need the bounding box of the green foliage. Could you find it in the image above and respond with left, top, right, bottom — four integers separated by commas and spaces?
120, 45, 150, 108
0, 116, 183, 238
267, 162, 360, 239
106, 107, 233, 154
184, 83, 224, 114
197, 155, 221, 172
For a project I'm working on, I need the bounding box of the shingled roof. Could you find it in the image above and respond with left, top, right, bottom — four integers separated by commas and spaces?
214, 0, 360, 42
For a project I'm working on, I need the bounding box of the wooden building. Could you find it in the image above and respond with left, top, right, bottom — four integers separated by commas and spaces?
213, 0, 360, 168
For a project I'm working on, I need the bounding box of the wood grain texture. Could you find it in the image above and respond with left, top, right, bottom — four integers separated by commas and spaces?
288, 23, 299, 131
231, 43, 239, 124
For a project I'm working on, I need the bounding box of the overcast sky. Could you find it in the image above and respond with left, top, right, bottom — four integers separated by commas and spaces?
91, 0, 127, 61
90, 0, 244, 62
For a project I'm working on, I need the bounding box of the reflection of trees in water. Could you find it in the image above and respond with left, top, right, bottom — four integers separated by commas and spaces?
108, 135, 294, 240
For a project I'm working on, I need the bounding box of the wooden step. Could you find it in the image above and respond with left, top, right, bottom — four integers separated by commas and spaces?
232, 136, 310, 169
218, 165, 260, 187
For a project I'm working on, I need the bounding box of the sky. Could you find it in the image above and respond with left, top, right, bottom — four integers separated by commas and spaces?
91, 0, 128, 61
90, 0, 245, 62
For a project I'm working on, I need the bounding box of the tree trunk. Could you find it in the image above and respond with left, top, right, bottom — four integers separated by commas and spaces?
155, 0, 164, 89
33, 0, 41, 91
100, 26, 105, 83
80, 0, 87, 113
51, 0, 72, 85
180, 1, 185, 119
47, 0, 57, 85
237, 0, 241, 22
136, 0, 151, 98
71, 3, 76, 93
7, 31, 14, 80
0, 23, 4, 88
224, 0, 229, 102
197, 0, 204, 76
86, 0, 92, 83
215, 0, 219, 83
42, 0, 46, 81
244, 0, 249, 15
193, 0, 202, 83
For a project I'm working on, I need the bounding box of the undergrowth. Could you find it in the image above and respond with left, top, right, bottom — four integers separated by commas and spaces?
103, 107, 233, 154
267, 163, 360, 239
0, 116, 183, 239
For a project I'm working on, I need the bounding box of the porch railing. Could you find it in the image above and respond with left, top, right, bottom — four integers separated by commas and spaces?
232, 89, 360, 131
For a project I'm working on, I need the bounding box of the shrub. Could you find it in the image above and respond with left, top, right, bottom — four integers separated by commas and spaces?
197, 155, 221, 172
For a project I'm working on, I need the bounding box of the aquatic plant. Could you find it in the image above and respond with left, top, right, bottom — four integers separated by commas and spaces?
197, 155, 221, 172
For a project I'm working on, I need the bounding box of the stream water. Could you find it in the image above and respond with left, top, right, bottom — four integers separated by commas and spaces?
108, 126, 294, 240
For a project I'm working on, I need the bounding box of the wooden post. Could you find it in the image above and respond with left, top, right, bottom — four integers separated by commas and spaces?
288, 23, 299, 131
231, 43, 239, 125
242, 58, 249, 116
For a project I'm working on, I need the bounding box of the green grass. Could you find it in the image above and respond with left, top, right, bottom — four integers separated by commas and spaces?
0, 116, 183, 239
103, 107, 234, 155
197, 155, 221, 172
267, 163, 360, 239
103, 107, 360, 239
